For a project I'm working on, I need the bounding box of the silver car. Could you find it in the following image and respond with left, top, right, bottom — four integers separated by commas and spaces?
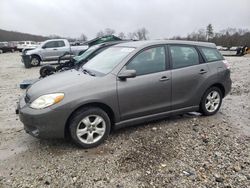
17, 40, 232, 148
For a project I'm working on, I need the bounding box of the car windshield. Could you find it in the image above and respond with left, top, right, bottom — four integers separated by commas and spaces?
83, 47, 135, 75
73, 45, 100, 63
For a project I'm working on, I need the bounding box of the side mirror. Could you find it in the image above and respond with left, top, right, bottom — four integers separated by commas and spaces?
42, 45, 46, 49
118, 69, 136, 80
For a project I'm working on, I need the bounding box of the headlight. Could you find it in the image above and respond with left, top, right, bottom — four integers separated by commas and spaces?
30, 93, 64, 109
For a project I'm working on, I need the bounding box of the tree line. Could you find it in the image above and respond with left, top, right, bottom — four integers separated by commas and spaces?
75, 27, 149, 41
1, 25, 249, 47
171, 24, 250, 47
0, 29, 49, 42
0, 27, 149, 42
94, 27, 149, 40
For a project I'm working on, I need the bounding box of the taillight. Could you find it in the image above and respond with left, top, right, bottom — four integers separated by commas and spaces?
223, 60, 230, 69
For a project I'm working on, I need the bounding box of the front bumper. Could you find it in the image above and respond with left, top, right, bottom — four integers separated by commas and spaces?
17, 97, 69, 139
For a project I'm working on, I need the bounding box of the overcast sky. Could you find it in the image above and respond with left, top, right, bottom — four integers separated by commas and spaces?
0, 0, 249, 39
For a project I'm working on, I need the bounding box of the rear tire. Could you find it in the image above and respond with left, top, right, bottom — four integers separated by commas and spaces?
69, 107, 111, 148
200, 87, 222, 116
40, 65, 56, 78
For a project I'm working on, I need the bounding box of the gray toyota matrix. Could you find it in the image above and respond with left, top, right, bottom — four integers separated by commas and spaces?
17, 40, 231, 148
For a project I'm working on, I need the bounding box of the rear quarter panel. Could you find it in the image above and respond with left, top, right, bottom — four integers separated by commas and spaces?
196, 60, 228, 100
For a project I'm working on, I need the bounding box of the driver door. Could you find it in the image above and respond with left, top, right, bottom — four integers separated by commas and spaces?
117, 46, 172, 120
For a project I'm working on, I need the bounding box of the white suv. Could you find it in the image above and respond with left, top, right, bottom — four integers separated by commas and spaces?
17, 41, 38, 52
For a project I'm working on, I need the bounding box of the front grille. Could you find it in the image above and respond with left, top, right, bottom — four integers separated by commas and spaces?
24, 94, 30, 103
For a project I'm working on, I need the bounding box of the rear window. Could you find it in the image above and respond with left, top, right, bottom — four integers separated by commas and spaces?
200, 47, 224, 62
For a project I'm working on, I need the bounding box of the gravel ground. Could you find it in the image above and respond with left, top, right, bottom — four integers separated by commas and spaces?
0, 52, 249, 188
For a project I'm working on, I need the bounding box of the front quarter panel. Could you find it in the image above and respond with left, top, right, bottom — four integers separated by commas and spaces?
62, 74, 120, 122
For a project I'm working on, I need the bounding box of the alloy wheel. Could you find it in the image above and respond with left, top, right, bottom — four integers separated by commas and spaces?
76, 115, 106, 144
31, 58, 39, 66
205, 91, 221, 113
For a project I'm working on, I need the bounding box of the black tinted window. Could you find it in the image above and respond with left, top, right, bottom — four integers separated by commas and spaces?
44, 41, 57, 48
44, 41, 65, 48
200, 47, 223, 62
57, 41, 65, 47
170, 45, 199, 69
126, 47, 166, 76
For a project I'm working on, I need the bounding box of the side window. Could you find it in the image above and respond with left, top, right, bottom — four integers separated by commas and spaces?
57, 41, 65, 47
44, 41, 57, 48
126, 46, 166, 76
170, 45, 199, 69
200, 47, 224, 62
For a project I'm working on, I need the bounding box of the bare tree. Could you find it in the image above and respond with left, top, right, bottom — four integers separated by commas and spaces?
79, 33, 87, 41
96, 31, 105, 37
118, 32, 126, 39
187, 29, 206, 41
96, 28, 115, 37
127, 32, 136, 40
171, 36, 183, 40
134, 28, 149, 40
105, 28, 115, 35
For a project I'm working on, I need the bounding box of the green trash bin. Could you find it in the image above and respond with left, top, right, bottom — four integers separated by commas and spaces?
21, 55, 32, 68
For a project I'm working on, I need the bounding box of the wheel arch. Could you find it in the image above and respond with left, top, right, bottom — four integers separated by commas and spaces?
208, 83, 225, 98
199, 82, 225, 107
64, 102, 116, 138
31, 54, 42, 61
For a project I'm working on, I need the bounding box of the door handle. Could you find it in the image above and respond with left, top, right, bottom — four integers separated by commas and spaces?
53, 48, 57, 50
159, 76, 169, 81
199, 69, 207, 74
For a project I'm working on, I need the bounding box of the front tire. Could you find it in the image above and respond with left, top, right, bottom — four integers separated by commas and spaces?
200, 87, 222, 116
30, 56, 41, 67
69, 107, 111, 148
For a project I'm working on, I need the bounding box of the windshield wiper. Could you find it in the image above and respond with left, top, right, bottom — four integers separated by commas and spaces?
82, 68, 95, 76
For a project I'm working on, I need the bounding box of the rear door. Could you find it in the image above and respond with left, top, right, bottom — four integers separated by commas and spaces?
169, 45, 211, 110
55, 40, 69, 58
117, 46, 172, 120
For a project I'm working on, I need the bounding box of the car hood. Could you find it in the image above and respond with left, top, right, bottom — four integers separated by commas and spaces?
26, 48, 39, 55
26, 69, 96, 100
